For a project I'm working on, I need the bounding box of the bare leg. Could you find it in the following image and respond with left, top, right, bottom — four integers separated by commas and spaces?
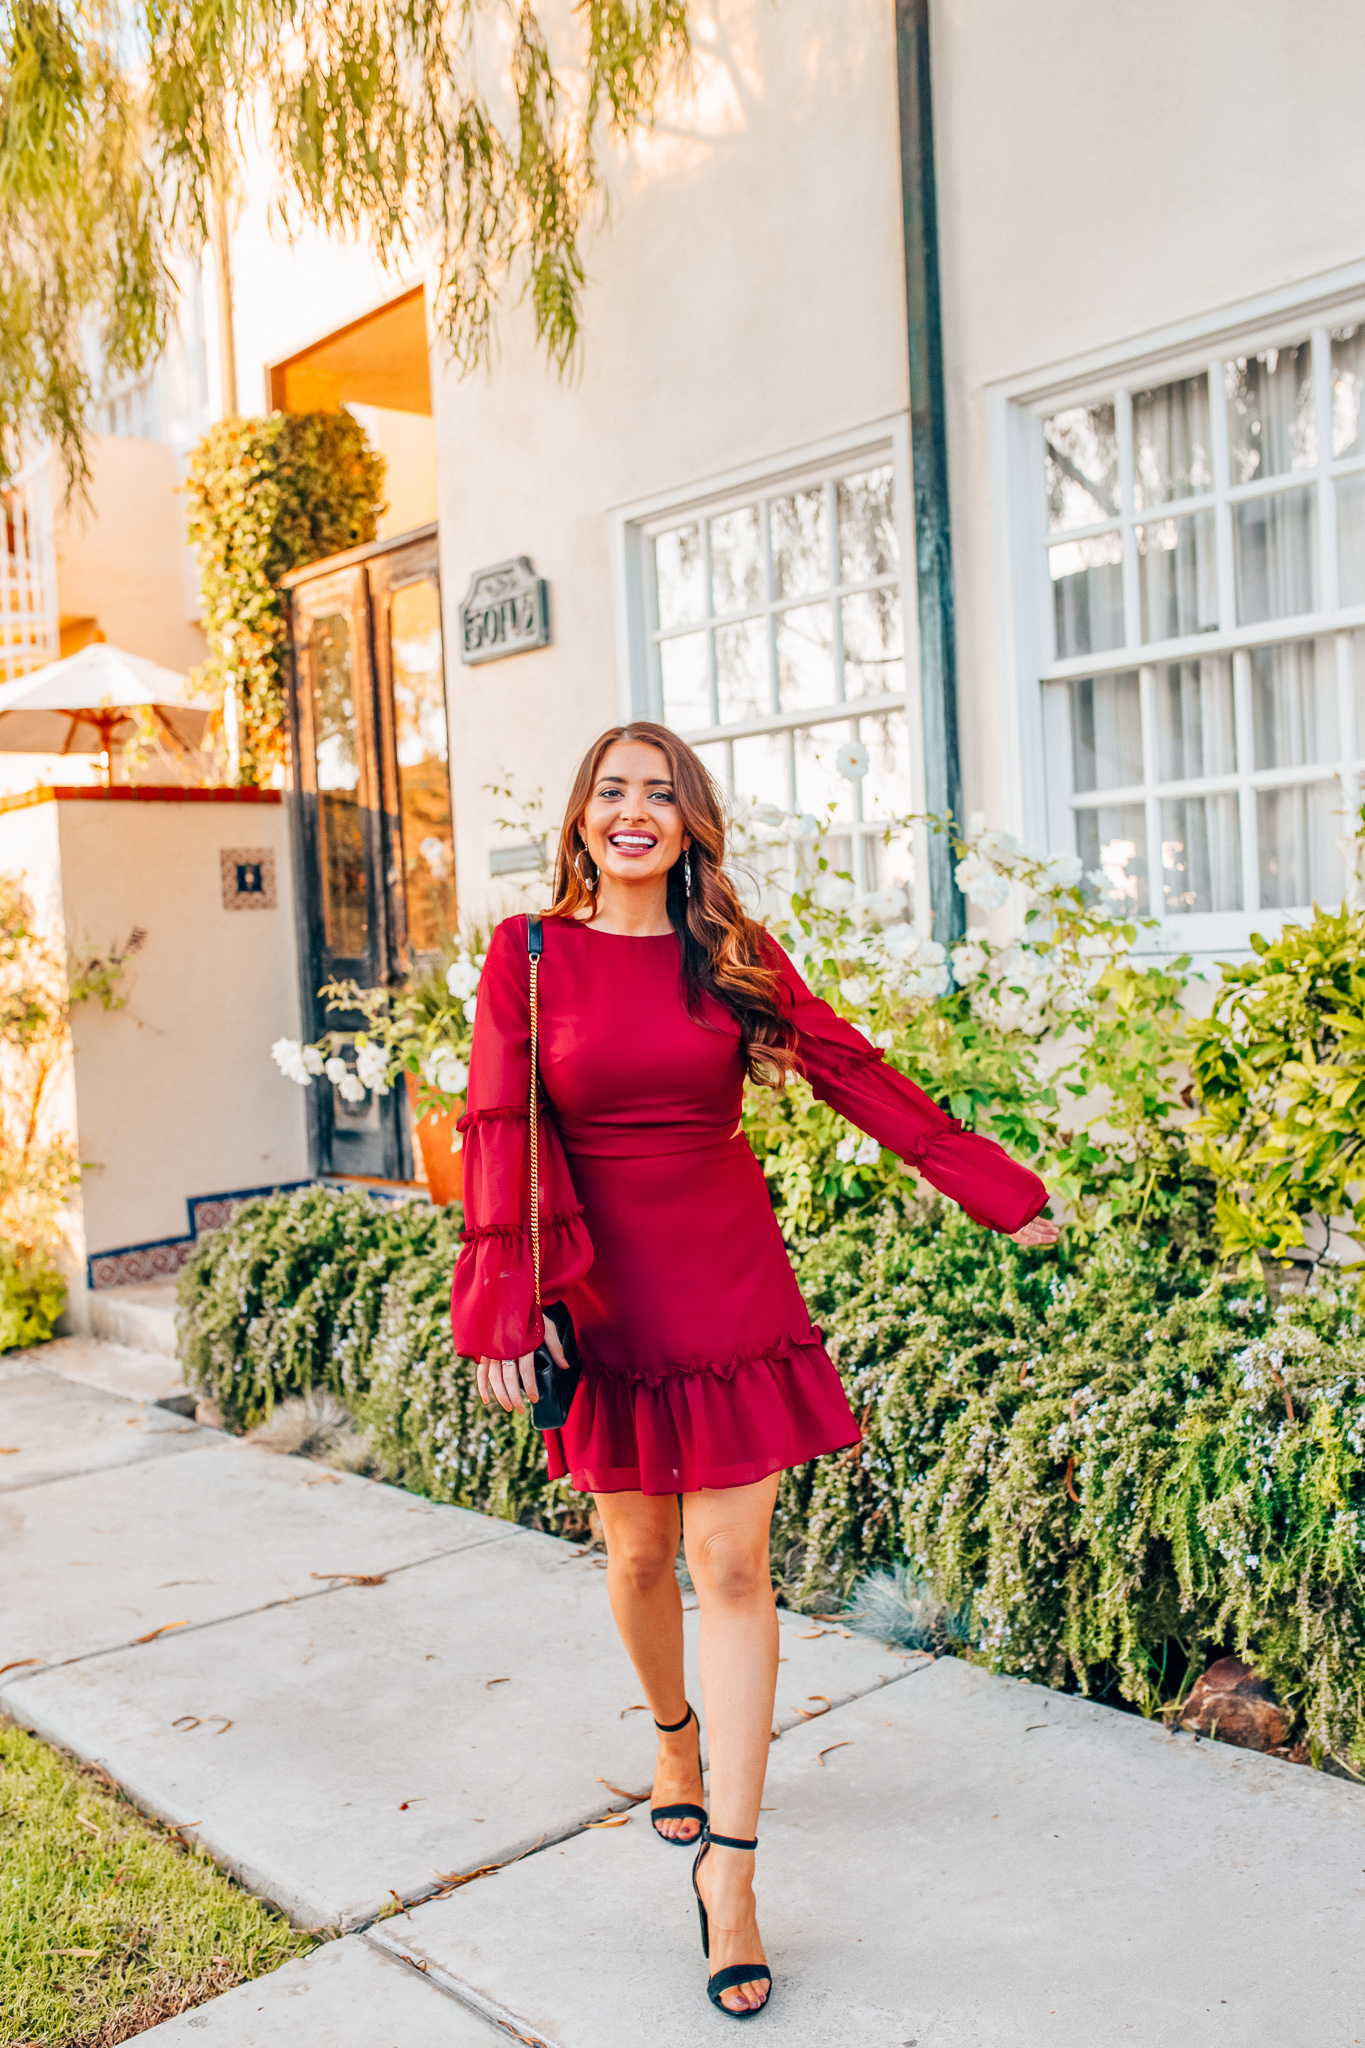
683, 1473, 779, 2015
593, 1489, 705, 1843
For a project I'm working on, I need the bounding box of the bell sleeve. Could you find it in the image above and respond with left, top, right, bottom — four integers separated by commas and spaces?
769, 942, 1050, 1236
449, 918, 594, 1361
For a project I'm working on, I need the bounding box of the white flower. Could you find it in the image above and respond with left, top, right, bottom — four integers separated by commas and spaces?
835, 740, 870, 780
951, 940, 989, 983
1037, 851, 1084, 891
446, 955, 481, 1000
301, 1044, 325, 1076
324, 1056, 348, 1085
838, 975, 872, 1010
788, 813, 820, 841
836, 1134, 858, 1163
462, 995, 478, 1024
424, 1048, 469, 1096
954, 851, 1010, 911
337, 1072, 366, 1104
271, 1037, 311, 1086
862, 883, 907, 924
814, 874, 856, 911
873, 1028, 895, 1049
854, 1135, 881, 1167
355, 1042, 390, 1094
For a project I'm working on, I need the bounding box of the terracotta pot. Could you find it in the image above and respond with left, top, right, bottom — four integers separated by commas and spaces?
405, 1072, 465, 1206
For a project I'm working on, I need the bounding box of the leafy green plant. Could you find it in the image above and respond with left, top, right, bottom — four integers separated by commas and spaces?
1189, 902, 1365, 1264
182, 412, 386, 783
0, 1238, 66, 1351
176, 1186, 462, 1431
784, 1198, 1365, 1769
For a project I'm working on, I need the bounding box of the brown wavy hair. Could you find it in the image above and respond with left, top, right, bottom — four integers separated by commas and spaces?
549, 722, 797, 1085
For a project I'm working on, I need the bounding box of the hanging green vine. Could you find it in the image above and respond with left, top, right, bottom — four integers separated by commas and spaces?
182, 411, 386, 784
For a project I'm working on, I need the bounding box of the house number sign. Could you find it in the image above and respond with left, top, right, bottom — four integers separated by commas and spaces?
458, 557, 550, 665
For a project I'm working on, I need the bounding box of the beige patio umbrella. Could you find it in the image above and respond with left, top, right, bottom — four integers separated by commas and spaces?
0, 644, 213, 784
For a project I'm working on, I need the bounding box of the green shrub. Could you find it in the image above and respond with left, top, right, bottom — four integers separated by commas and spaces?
784, 1199, 1365, 1768
0, 1239, 66, 1350
182, 412, 386, 784
176, 1187, 462, 1431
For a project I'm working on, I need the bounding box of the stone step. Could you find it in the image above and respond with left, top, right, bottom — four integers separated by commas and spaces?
89, 1279, 179, 1359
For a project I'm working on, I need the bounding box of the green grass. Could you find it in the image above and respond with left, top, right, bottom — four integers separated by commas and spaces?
0, 1720, 319, 2046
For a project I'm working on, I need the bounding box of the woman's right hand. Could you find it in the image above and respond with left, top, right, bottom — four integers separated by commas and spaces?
477, 1318, 566, 1413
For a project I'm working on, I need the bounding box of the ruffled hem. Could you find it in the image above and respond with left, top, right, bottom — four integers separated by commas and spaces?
457, 1104, 530, 1133
461, 1205, 585, 1245
543, 1331, 860, 1494
581, 1326, 829, 1389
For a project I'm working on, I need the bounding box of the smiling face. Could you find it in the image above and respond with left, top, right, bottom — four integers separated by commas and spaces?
576, 739, 689, 889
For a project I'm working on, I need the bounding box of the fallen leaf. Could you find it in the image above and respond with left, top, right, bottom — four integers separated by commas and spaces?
583, 1814, 630, 1829
817, 1742, 852, 1767
429, 1862, 501, 1893
0, 1446, 20, 1454
1064, 1458, 1080, 1505
794, 1695, 833, 1720
796, 1629, 830, 1640
132, 1621, 191, 1644
1025, 1723, 1050, 1732
595, 1777, 648, 1803
485, 1676, 509, 1688
498, 2023, 550, 2048
619, 1702, 649, 1719
309, 1572, 387, 1586
398, 1799, 426, 1810
172, 1716, 201, 1731
303, 1474, 342, 1487
388, 1889, 411, 1918
75, 1814, 102, 1836
43, 1947, 101, 1957
208, 1716, 233, 1735
0, 1657, 43, 1675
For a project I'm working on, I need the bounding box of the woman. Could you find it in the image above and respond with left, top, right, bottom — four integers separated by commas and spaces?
450, 722, 1057, 2020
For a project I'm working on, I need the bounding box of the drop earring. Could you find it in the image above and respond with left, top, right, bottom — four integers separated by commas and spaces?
684, 850, 692, 898
576, 848, 597, 891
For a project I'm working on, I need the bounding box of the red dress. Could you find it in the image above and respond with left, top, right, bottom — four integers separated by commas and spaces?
449, 915, 1047, 1495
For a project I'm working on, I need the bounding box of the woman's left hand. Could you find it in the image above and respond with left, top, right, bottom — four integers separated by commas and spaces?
1010, 1216, 1062, 1248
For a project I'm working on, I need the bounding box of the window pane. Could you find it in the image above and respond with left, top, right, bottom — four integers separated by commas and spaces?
716, 617, 770, 724
732, 730, 791, 811
695, 740, 730, 794
863, 828, 914, 893
1069, 672, 1142, 792
660, 631, 711, 729
1226, 345, 1316, 482
1155, 658, 1235, 780
858, 711, 911, 818
1044, 403, 1119, 530
1233, 487, 1319, 624
794, 722, 855, 821
654, 524, 703, 629
842, 588, 904, 700
709, 505, 763, 615
776, 602, 836, 711
1076, 802, 1149, 914
1133, 375, 1213, 509
1137, 511, 1218, 641
1331, 327, 1365, 460
1337, 471, 1365, 606
836, 466, 898, 582
1356, 630, 1365, 759
771, 486, 828, 600
1051, 533, 1125, 657
1160, 795, 1242, 914
389, 576, 456, 954
1258, 781, 1345, 909
1250, 639, 1338, 768
310, 612, 369, 959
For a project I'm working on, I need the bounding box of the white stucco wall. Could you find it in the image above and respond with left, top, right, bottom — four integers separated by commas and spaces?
53, 435, 209, 674
928, 0, 1365, 832
0, 794, 312, 1324
427, 0, 911, 919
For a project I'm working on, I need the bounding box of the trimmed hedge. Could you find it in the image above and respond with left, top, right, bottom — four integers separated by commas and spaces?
178, 1186, 1365, 1767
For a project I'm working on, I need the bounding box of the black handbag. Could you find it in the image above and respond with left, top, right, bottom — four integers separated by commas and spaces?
525, 915, 582, 1431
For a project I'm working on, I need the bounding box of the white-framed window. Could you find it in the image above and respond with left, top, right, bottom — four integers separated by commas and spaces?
611, 424, 921, 904
1006, 304, 1365, 944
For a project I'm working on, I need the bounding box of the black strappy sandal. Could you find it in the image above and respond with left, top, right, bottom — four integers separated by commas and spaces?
691, 1828, 773, 2019
650, 1704, 707, 1845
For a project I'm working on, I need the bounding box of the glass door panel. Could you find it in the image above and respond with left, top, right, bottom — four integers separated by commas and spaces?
389, 574, 456, 953
310, 609, 371, 957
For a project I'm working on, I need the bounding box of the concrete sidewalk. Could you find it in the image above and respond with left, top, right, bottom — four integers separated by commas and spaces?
3, 1338, 1362, 2047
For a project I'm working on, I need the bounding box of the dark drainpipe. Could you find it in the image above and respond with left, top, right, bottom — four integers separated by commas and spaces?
895, 0, 965, 945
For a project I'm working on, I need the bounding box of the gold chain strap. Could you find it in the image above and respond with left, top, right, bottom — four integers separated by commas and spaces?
528, 946, 541, 1311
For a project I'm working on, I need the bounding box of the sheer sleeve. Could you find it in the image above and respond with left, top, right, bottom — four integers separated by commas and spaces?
769, 942, 1049, 1235
449, 918, 594, 1360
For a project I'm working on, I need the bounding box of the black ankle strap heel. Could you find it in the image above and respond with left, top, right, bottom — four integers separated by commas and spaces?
691, 1828, 773, 2019
650, 1703, 707, 1846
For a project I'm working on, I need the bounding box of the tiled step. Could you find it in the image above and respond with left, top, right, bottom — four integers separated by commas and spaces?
89, 1279, 179, 1360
